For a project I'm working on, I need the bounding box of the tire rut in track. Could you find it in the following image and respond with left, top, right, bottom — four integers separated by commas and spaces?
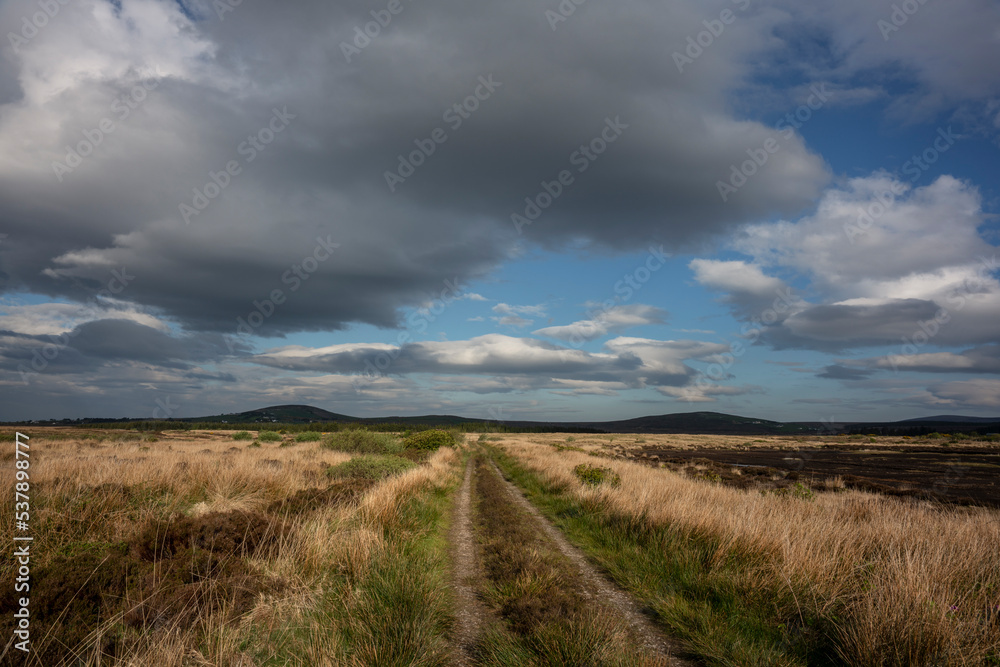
487, 458, 696, 666
450, 457, 488, 665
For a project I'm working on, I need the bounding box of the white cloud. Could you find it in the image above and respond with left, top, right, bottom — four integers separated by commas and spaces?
657, 384, 760, 403
250, 333, 741, 399
693, 174, 1000, 350
928, 379, 1000, 409
534, 304, 667, 342
0, 301, 168, 336
493, 303, 546, 317
492, 303, 547, 329
690, 259, 785, 297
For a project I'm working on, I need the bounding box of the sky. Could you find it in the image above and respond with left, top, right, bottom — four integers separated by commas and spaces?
1, 0, 999, 423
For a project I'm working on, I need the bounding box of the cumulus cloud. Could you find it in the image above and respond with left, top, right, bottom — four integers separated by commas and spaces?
693, 175, 1000, 351
250, 334, 732, 392
0, 301, 166, 336
871, 345, 1000, 374
656, 383, 762, 403
0, 0, 834, 339
533, 304, 668, 342
492, 303, 547, 329
927, 379, 1000, 409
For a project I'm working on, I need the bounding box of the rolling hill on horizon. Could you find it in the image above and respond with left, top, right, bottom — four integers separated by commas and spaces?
153, 405, 1000, 434
10, 405, 1000, 435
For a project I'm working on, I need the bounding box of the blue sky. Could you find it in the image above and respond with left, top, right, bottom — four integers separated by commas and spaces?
0, 0, 998, 422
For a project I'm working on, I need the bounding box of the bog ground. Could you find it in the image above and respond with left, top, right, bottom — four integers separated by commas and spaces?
1, 428, 998, 666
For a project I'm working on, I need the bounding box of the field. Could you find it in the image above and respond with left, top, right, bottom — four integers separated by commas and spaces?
1, 428, 998, 666
605, 433, 1000, 508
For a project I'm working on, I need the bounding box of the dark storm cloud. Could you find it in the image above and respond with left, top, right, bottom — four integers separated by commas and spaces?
872, 345, 1000, 374
68, 319, 238, 365
777, 300, 943, 348
0, 0, 830, 335
0, 319, 247, 379
817, 365, 874, 381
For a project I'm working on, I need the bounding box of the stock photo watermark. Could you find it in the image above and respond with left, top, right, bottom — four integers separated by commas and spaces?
340, 0, 416, 63
877, 0, 934, 41
7, 0, 71, 53
225, 236, 340, 351
212, 0, 244, 21
549, 245, 670, 368
717, 84, 830, 202
692, 287, 799, 391
180, 107, 296, 224
544, 0, 588, 31
51, 68, 160, 182
351, 277, 471, 390
672, 0, 752, 73
12, 432, 32, 653
882, 255, 998, 373
844, 127, 958, 243
384, 75, 502, 192
152, 395, 180, 420
512, 115, 629, 234
17, 267, 135, 384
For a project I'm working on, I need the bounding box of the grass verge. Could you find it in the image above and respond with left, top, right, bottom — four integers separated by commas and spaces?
0, 430, 461, 666
489, 443, 1000, 666
471, 454, 667, 667
490, 446, 829, 667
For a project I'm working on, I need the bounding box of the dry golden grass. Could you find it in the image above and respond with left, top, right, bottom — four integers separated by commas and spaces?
0, 429, 351, 553
0, 428, 462, 666
494, 434, 1000, 665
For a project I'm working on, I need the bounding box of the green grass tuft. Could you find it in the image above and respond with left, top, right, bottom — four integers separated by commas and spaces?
322, 429, 403, 454
327, 455, 416, 481
573, 463, 620, 487
402, 429, 457, 451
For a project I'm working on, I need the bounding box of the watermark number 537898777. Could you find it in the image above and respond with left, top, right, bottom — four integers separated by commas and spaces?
12, 432, 32, 653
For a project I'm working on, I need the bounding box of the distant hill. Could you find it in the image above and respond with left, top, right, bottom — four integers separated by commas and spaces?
900, 415, 1000, 423
181, 406, 797, 433
16, 404, 1000, 435
569, 411, 805, 435
187, 404, 356, 423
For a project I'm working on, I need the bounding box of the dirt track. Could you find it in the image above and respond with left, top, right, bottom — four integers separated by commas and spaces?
450, 458, 489, 665
485, 459, 694, 666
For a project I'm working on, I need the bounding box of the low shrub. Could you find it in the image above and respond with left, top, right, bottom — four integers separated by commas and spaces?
573, 463, 620, 487
769, 482, 816, 501
258, 430, 282, 443
231, 431, 254, 441
322, 429, 402, 454
295, 431, 323, 442
402, 429, 457, 451
327, 455, 416, 481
